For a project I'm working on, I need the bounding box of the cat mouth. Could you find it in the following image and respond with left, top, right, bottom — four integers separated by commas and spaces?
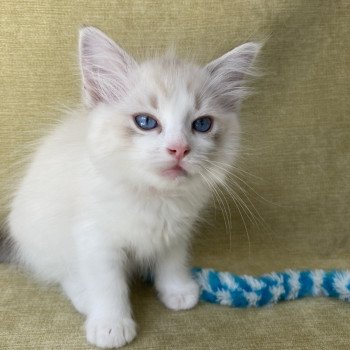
161, 165, 188, 179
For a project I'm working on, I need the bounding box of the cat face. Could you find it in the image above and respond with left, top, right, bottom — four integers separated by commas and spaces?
80, 27, 260, 192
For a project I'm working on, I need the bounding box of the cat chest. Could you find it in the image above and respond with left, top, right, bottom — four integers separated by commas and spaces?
98, 196, 193, 254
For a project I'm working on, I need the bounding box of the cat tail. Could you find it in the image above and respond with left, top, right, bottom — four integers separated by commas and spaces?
0, 227, 14, 264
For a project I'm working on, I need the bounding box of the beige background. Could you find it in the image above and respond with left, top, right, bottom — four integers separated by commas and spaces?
1, 1, 350, 349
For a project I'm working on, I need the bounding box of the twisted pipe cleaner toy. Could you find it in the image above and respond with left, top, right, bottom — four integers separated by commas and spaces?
191, 268, 350, 307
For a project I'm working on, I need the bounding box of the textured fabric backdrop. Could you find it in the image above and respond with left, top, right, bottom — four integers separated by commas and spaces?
1, 1, 350, 349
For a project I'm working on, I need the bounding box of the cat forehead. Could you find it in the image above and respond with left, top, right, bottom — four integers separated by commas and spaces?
139, 56, 206, 98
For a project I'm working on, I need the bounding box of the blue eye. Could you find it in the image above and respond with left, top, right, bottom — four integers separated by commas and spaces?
134, 114, 158, 130
192, 117, 213, 133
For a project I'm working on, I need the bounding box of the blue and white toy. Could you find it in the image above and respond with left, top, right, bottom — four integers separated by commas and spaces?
192, 268, 350, 307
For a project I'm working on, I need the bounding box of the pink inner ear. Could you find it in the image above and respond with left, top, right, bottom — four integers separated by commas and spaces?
79, 27, 137, 106
203, 42, 261, 111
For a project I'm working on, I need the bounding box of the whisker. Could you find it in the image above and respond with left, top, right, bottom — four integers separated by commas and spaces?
199, 156, 281, 253
206, 161, 271, 234
201, 168, 245, 252
200, 170, 233, 249
204, 159, 282, 208
209, 159, 264, 182
206, 162, 262, 208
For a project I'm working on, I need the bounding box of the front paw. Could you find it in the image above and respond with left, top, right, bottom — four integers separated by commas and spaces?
85, 315, 137, 349
159, 279, 200, 311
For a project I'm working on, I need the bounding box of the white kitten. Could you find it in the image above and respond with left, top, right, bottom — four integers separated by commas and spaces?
5, 27, 260, 348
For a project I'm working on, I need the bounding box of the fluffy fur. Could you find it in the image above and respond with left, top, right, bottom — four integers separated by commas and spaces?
6, 27, 260, 348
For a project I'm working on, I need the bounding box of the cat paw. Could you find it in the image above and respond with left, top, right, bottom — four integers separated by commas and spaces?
85, 316, 137, 348
159, 280, 200, 311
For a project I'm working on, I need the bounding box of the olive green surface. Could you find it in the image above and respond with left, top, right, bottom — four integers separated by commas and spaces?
1, 1, 350, 349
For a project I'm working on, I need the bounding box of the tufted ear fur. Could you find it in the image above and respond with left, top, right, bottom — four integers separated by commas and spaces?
79, 26, 137, 107
205, 42, 261, 110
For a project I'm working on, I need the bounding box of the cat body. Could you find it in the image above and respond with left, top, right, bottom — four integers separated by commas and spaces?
5, 27, 260, 348
9, 112, 205, 280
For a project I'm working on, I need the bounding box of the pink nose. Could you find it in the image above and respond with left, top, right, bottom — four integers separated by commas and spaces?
167, 144, 191, 160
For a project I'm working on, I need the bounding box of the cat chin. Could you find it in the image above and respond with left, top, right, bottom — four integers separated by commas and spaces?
138, 170, 199, 193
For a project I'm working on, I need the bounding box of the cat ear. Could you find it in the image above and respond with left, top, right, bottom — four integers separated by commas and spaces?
79, 26, 137, 106
205, 42, 261, 110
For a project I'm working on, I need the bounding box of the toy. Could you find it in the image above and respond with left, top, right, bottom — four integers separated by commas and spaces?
191, 268, 350, 307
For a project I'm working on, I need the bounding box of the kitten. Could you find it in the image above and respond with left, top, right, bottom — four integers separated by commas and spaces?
4, 27, 260, 348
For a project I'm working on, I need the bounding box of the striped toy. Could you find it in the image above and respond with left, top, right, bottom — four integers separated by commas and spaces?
191, 268, 350, 307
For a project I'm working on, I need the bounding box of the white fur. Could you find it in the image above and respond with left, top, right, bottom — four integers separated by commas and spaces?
8, 27, 260, 348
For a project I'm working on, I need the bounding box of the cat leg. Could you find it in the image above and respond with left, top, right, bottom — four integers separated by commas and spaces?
75, 230, 137, 349
154, 243, 199, 311
61, 277, 89, 315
